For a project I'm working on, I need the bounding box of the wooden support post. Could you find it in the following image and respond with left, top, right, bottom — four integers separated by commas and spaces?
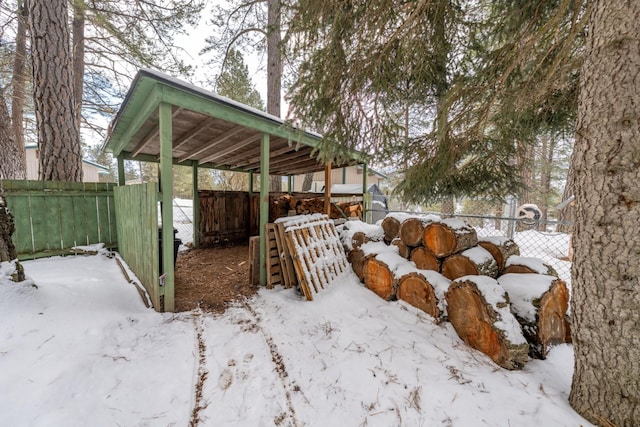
324, 162, 332, 216
159, 102, 175, 312
117, 155, 125, 186
249, 171, 254, 196
287, 175, 293, 194
192, 162, 199, 248
259, 133, 270, 286
362, 163, 369, 222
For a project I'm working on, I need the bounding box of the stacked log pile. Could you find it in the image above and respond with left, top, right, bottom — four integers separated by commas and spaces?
268, 195, 363, 222
339, 214, 572, 369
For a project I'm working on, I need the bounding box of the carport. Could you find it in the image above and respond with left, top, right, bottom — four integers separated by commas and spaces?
102, 68, 368, 312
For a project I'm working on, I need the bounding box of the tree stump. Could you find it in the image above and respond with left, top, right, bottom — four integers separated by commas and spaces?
410, 246, 440, 271
441, 246, 498, 280
397, 271, 449, 322
502, 255, 558, 277
446, 277, 529, 370
478, 237, 520, 271
392, 238, 410, 259
381, 216, 401, 243
363, 257, 396, 300
399, 217, 426, 246
498, 273, 571, 358
423, 219, 478, 258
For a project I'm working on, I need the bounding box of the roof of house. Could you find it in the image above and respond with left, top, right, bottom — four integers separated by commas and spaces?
25, 144, 109, 173
102, 68, 367, 176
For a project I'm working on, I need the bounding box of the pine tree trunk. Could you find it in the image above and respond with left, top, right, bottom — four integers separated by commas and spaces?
267, 0, 282, 192
557, 166, 575, 233
0, 89, 26, 180
0, 188, 25, 281
568, 2, 640, 424
11, 0, 28, 175
29, 0, 83, 182
72, 0, 85, 129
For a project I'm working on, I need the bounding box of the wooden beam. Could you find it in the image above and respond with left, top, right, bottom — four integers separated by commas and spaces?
110, 85, 161, 156
131, 107, 182, 157
198, 132, 261, 164
159, 102, 175, 312
177, 125, 245, 163
325, 161, 332, 215
173, 116, 215, 151
117, 155, 125, 186
248, 154, 319, 172
234, 143, 301, 168
259, 133, 270, 286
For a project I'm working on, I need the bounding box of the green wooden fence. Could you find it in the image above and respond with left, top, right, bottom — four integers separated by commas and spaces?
114, 183, 161, 310
3, 180, 118, 259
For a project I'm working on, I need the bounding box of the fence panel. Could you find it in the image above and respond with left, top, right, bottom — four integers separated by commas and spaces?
3, 180, 118, 259
114, 183, 160, 310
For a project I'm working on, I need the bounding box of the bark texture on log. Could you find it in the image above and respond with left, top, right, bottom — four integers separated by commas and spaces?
362, 257, 396, 300
478, 238, 520, 271
381, 216, 401, 243
410, 246, 440, 271
446, 278, 529, 370
399, 217, 425, 246
392, 238, 410, 258
423, 221, 478, 258
498, 274, 571, 359
441, 246, 498, 280
397, 273, 441, 321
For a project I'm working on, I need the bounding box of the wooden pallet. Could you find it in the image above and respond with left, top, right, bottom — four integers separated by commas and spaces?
248, 236, 260, 285
276, 214, 349, 301
275, 222, 297, 288
265, 224, 283, 288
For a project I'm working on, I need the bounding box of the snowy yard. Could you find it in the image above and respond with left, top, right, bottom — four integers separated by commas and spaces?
0, 248, 591, 426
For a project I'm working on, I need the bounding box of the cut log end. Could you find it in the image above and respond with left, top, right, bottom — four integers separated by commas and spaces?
423, 222, 478, 258
399, 217, 425, 246
446, 280, 528, 370
538, 279, 571, 357
381, 216, 401, 243
478, 239, 520, 271
397, 273, 440, 320
348, 249, 366, 282
410, 247, 440, 271
392, 238, 410, 259
363, 257, 396, 300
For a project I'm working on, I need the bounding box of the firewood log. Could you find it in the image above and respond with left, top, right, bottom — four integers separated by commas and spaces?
399, 217, 427, 246
441, 246, 499, 280
446, 276, 529, 370
381, 216, 401, 243
392, 238, 410, 258
423, 219, 478, 258
498, 274, 571, 359
502, 255, 558, 277
478, 237, 520, 271
397, 271, 449, 322
409, 246, 440, 271
348, 248, 366, 282
362, 257, 397, 300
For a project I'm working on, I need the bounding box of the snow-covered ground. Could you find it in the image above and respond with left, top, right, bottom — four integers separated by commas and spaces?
0, 247, 591, 426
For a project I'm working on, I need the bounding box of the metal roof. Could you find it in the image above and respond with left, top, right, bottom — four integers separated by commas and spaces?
102, 68, 366, 175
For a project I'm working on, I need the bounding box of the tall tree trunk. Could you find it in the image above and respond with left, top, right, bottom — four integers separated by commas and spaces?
516, 140, 535, 204
10, 0, 28, 176
0, 89, 26, 180
538, 135, 556, 231
302, 172, 313, 192
267, 0, 282, 192
557, 164, 575, 233
28, 0, 83, 182
72, 0, 85, 130
0, 187, 25, 281
568, 1, 640, 425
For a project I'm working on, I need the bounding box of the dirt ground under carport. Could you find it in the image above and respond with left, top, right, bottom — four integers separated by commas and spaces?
174, 244, 258, 313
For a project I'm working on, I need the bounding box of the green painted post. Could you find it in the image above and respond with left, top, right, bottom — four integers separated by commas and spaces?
259, 133, 270, 286
159, 102, 175, 312
362, 164, 369, 223
249, 171, 254, 196
117, 155, 125, 186
192, 162, 199, 248
342, 167, 347, 184
287, 175, 293, 193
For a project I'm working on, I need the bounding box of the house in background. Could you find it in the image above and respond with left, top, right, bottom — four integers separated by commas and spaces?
25, 144, 110, 182
291, 165, 387, 193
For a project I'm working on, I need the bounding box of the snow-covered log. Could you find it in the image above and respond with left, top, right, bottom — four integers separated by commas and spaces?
498, 274, 571, 359
409, 246, 440, 271
502, 255, 558, 277
391, 238, 410, 259
446, 276, 529, 370
478, 236, 520, 272
380, 216, 402, 243
399, 217, 427, 246
397, 270, 450, 322
441, 246, 499, 280
423, 218, 478, 258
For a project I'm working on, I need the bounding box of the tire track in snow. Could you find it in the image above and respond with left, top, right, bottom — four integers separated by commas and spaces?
241, 301, 304, 427
189, 310, 209, 427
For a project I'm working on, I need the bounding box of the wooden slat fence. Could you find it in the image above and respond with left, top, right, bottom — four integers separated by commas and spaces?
114, 183, 161, 310
3, 180, 118, 259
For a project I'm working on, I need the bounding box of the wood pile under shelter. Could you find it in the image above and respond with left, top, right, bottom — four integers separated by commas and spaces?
338, 214, 572, 369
